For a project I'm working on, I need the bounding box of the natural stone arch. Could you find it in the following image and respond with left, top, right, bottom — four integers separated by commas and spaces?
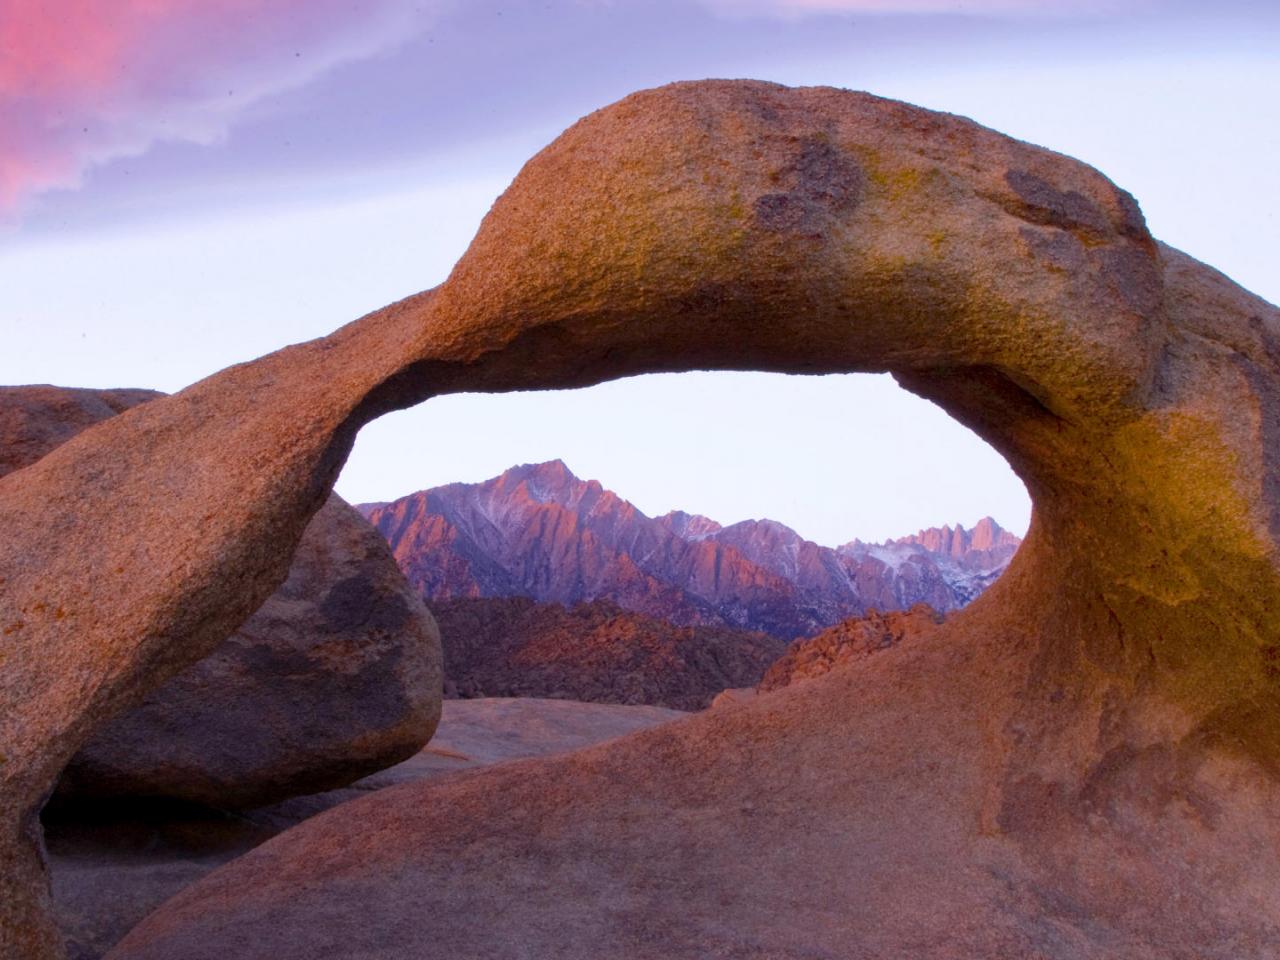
2, 80, 1277, 957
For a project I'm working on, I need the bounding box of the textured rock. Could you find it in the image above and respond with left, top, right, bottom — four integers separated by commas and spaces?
0, 386, 163, 480
757, 602, 945, 692
708, 687, 757, 709
47, 699, 679, 960
363, 459, 1016, 638
56, 493, 443, 809
431, 596, 785, 709
0, 385, 442, 811
4, 80, 1280, 958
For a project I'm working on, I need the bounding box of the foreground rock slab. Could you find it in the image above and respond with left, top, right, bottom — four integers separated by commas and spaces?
47, 699, 681, 960
4, 79, 1280, 957
112, 642, 1280, 960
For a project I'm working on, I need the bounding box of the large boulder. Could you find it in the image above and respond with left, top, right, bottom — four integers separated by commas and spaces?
1, 385, 443, 810
56, 492, 443, 808
3, 81, 1279, 958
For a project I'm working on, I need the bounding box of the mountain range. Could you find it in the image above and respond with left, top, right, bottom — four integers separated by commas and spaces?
359, 460, 1021, 640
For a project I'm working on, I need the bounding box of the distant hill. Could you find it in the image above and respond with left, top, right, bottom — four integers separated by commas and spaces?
431, 597, 786, 710
360, 460, 1021, 640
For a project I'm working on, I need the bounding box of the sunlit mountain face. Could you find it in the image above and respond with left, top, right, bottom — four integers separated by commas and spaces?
361, 460, 1020, 640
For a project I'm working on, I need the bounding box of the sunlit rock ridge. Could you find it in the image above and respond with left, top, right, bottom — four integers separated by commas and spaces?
360, 460, 1020, 638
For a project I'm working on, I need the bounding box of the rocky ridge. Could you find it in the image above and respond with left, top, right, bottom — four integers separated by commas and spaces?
432, 596, 786, 710
757, 602, 945, 692
361, 459, 1020, 639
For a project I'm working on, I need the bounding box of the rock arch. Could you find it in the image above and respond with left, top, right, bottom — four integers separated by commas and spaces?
2, 80, 1278, 957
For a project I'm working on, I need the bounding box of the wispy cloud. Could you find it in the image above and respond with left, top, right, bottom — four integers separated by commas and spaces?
0, 0, 436, 214
702, 0, 1143, 17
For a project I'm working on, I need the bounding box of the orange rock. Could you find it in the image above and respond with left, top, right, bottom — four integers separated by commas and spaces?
3, 80, 1279, 957
1, 386, 442, 812
757, 602, 945, 692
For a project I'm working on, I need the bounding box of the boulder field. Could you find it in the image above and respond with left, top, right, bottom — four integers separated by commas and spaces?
2, 80, 1279, 958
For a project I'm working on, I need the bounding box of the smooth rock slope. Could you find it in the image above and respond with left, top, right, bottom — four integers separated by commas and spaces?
3, 80, 1279, 958
48, 698, 679, 960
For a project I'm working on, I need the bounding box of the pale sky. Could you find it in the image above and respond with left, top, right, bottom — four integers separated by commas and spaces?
3, 1, 1276, 543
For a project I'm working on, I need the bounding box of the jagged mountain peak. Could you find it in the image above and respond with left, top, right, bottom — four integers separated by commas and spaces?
361, 463, 1022, 639
657, 510, 723, 540
496, 459, 583, 498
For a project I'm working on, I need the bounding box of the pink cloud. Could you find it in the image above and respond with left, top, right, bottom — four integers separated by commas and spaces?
0, 0, 434, 214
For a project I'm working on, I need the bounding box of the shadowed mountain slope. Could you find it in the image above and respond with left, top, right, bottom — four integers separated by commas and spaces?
431, 596, 786, 709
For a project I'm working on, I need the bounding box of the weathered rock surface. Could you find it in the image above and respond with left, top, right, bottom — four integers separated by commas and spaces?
432, 595, 786, 709
364, 459, 1017, 638
0, 386, 163, 480
757, 602, 945, 692
0, 385, 443, 811
56, 493, 443, 809
47, 699, 680, 960
708, 686, 757, 709
4, 80, 1280, 958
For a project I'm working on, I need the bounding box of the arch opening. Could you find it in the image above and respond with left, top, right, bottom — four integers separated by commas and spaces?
339, 369, 1031, 705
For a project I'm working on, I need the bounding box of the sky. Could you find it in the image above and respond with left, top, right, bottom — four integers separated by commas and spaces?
3, 1, 1277, 544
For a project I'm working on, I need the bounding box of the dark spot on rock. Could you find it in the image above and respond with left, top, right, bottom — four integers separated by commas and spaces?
754, 193, 808, 231
1019, 225, 1086, 274
997, 773, 1068, 834
1004, 169, 1110, 237
1099, 243, 1162, 315
236, 642, 317, 677
754, 137, 862, 236
672, 281, 729, 315
1112, 186, 1149, 241
319, 576, 413, 634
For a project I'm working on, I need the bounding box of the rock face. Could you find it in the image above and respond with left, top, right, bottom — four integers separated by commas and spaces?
57, 493, 443, 808
757, 602, 945, 692
432, 596, 786, 710
363, 459, 1019, 638
1, 386, 443, 812
48, 698, 680, 960
0, 386, 164, 479
4, 80, 1280, 958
